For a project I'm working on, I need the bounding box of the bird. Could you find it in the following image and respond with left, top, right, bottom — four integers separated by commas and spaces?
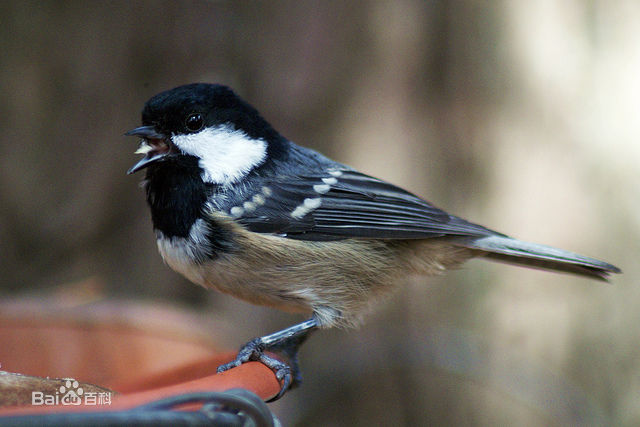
126, 83, 620, 401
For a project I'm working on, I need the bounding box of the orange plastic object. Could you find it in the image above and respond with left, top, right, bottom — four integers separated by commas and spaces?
0, 298, 281, 414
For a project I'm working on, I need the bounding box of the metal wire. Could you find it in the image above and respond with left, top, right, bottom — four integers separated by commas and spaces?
0, 388, 278, 427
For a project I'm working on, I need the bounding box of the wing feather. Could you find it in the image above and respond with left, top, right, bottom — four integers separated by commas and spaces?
235, 170, 498, 241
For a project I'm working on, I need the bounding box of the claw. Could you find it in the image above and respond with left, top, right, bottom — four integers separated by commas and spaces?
257, 353, 293, 401
216, 338, 264, 372
216, 318, 318, 402
217, 338, 295, 402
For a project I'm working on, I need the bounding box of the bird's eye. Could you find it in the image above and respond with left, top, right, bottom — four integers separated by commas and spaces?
185, 113, 204, 132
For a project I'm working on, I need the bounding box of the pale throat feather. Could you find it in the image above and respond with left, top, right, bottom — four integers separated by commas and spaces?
171, 125, 267, 185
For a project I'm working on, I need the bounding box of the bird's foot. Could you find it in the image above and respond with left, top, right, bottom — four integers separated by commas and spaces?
216, 318, 317, 402
217, 337, 295, 402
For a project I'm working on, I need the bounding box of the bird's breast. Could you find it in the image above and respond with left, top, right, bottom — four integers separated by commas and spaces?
144, 158, 209, 239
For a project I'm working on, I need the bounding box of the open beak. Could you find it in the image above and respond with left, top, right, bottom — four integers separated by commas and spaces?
125, 126, 172, 174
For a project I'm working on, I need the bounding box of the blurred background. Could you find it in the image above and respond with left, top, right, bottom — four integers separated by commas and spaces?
0, 1, 638, 425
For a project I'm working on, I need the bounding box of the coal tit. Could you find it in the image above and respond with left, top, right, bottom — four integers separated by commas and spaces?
127, 83, 620, 400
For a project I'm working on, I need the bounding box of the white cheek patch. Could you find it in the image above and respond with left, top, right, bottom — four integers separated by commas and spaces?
171, 125, 268, 185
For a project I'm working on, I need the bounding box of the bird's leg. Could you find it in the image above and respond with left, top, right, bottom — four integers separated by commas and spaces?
216, 317, 318, 401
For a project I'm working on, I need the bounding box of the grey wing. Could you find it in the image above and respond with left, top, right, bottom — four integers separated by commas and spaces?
230, 169, 620, 280
234, 170, 499, 241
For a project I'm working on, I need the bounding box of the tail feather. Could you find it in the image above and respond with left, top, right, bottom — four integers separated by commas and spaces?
454, 235, 621, 281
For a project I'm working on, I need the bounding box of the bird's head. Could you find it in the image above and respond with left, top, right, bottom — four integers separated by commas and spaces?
126, 83, 284, 185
